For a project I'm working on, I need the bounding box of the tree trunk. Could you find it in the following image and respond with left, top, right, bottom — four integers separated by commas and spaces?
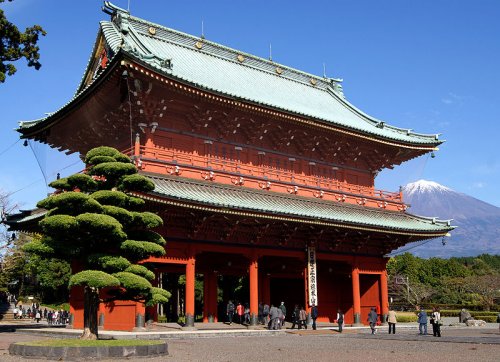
81, 286, 99, 340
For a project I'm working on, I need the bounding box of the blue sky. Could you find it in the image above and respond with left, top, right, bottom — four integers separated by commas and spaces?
1, 0, 499, 210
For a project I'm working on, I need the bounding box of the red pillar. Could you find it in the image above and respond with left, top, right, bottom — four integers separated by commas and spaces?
249, 255, 259, 326
185, 255, 196, 327
203, 271, 218, 323
380, 271, 389, 324
352, 266, 362, 325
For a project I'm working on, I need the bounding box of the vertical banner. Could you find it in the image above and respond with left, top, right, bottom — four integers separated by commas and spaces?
307, 246, 318, 306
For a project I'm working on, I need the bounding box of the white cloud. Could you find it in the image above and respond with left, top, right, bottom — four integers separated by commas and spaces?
472, 182, 486, 189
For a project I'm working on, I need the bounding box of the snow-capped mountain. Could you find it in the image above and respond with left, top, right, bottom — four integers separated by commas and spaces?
396, 180, 500, 258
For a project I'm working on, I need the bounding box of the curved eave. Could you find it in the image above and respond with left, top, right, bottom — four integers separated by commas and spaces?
16, 52, 124, 139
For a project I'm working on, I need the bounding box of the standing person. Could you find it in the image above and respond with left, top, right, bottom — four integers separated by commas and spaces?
236, 302, 244, 324
262, 303, 270, 325
387, 308, 397, 334
258, 302, 264, 325
431, 307, 441, 337
291, 305, 300, 329
268, 304, 279, 330
226, 300, 235, 325
279, 302, 287, 328
417, 306, 428, 335
368, 307, 378, 334
497, 312, 500, 333
299, 306, 307, 329
35, 310, 41, 323
336, 309, 344, 333
244, 303, 250, 324
276, 307, 283, 329
311, 304, 318, 330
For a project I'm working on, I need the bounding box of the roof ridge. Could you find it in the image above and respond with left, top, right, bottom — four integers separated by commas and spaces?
104, 2, 343, 94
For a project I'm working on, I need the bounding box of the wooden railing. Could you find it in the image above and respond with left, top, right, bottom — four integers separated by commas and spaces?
125, 145, 404, 207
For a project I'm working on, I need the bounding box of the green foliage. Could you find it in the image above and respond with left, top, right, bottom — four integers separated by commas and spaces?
0, 0, 46, 83
84, 146, 127, 164
394, 313, 418, 323
118, 174, 155, 192
131, 211, 163, 229
113, 271, 152, 292
121, 240, 166, 260
127, 196, 145, 209
88, 162, 137, 181
76, 213, 126, 241
48, 178, 71, 191
128, 230, 166, 246
88, 254, 131, 272
39, 214, 78, 238
145, 287, 171, 306
388, 253, 500, 309
38, 192, 103, 216
24, 146, 167, 329
102, 205, 134, 226
86, 155, 116, 165
91, 190, 129, 207
125, 264, 155, 281
22, 239, 55, 256
67, 174, 98, 191
69, 270, 120, 288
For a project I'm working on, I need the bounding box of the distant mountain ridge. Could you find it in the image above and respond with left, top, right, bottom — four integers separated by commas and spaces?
397, 180, 500, 258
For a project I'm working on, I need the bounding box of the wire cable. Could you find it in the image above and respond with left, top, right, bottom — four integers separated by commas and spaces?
0, 139, 20, 158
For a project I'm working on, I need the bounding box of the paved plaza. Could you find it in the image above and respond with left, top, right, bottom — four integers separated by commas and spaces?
1, 321, 499, 361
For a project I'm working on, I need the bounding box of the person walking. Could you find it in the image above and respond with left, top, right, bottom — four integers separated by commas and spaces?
262, 303, 270, 325
236, 302, 244, 324
311, 304, 318, 330
279, 302, 287, 328
387, 308, 397, 334
336, 309, 344, 333
431, 307, 441, 337
258, 302, 264, 325
291, 305, 300, 329
299, 306, 307, 329
368, 307, 378, 334
226, 300, 235, 325
269, 304, 279, 330
418, 306, 428, 335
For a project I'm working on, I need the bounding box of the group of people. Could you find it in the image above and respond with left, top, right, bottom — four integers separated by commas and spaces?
226, 301, 320, 330
368, 305, 442, 337
417, 306, 442, 337
12, 303, 69, 325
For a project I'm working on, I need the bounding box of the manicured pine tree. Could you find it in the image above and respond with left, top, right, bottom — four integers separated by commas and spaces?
23, 146, 170, 339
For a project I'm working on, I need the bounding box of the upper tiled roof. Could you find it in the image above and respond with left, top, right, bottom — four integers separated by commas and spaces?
93, 2, 441, 146
144, 174, 453, 236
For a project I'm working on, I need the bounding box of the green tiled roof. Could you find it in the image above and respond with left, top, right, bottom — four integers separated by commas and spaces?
18, 2, 442, 148
96, 4, 441, 146
145, 175, 453, 236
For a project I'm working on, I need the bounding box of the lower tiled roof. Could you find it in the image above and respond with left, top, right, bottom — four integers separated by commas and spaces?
145, 175, 453, 236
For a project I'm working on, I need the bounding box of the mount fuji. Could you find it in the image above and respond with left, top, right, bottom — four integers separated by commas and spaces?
394, 180, 500, 258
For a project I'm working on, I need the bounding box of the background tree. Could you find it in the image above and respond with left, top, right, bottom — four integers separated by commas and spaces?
23, 146, 170, 339
0, 0, 46, 83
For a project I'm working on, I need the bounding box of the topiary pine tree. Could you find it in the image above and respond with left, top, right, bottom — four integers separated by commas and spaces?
23, 146, 170, 339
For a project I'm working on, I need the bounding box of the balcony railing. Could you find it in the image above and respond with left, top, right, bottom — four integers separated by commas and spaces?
125, 145, 404, 208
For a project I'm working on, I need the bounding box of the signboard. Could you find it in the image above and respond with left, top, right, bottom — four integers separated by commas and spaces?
307, 246, 318, 306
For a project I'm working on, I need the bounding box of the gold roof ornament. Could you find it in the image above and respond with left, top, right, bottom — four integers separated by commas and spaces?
310, 78, 317, 85
237, 54, 245, 63
148, 26, 156, 35
276, 67, 283, 75
195, 41, 203, 49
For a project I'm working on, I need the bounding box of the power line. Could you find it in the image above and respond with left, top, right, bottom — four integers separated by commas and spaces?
0, 139, 20, 158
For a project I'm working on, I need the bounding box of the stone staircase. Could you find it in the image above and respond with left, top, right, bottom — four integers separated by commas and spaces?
0, 302, 17, 322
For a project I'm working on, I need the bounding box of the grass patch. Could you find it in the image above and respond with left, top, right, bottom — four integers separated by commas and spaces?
18, 339, 164, 347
